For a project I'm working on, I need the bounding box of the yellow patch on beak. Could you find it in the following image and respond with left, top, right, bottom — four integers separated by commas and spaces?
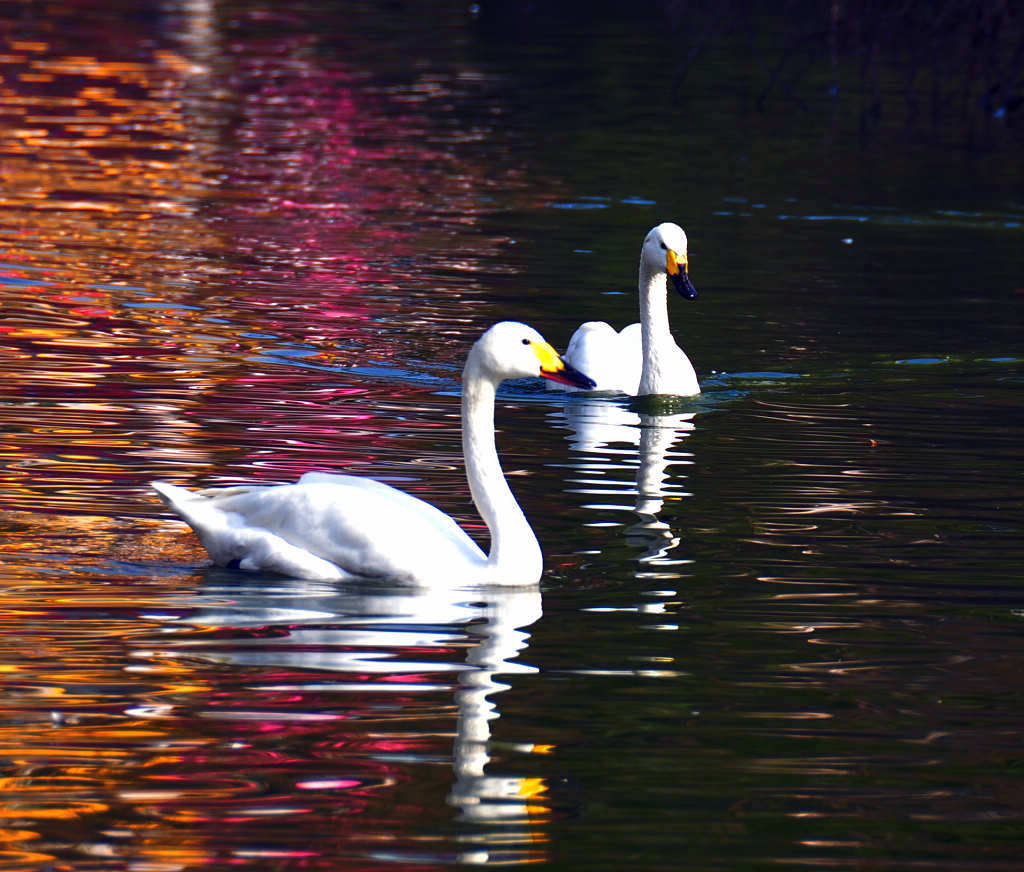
532, 340, 565, 375
666, 248, 688, 276
534, 341, 596, 389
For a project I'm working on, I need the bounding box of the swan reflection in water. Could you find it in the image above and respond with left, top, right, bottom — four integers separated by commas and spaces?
143, 577, 550, 866
552, 397, 696, 571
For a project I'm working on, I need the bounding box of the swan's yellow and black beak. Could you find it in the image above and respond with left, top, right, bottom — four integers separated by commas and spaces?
666, 248, 698, 300
533, 341, 596, 389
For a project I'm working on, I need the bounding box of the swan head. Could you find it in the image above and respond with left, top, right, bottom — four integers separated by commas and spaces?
471, 321, 596, 389
643, 222, 698, 301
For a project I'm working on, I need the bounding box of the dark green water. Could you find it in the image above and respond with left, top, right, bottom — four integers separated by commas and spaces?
0, 2, 1022, 869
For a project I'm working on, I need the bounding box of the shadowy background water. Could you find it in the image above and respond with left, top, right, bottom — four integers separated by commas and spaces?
1, 1, 1022, 869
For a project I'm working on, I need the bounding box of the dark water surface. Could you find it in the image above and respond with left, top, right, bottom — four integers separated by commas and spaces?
1, 2, 1022, 869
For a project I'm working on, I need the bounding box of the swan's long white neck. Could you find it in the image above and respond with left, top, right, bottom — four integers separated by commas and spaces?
461, 357, 543, 585
637, 256, 675, 396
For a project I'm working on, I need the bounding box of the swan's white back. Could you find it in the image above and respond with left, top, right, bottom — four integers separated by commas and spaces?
559, 322, 642, 395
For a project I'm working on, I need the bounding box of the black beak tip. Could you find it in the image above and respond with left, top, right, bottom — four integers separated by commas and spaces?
565, 361, 597, 389
544, 361, 596, 390
672, 272, 698, 300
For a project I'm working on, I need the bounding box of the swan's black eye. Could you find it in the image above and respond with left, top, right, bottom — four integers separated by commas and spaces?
660, 242, 667, 250
522, 338, 531, 345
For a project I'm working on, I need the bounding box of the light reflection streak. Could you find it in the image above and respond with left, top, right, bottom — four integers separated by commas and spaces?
553, 399, 695, 574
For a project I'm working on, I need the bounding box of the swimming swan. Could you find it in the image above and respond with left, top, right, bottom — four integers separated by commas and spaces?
552, 222, 699, 396
152, 321, 595, 586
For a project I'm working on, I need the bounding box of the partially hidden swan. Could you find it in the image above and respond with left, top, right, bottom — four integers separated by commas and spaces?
152, 321, 595, 586
551, 222, 700, 397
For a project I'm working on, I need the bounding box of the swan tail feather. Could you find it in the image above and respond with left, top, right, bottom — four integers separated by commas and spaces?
152, 481, 207, 512
151, 480, 233, 552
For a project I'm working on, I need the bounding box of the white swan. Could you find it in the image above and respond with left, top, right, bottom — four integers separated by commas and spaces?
551, 222, 700, 397
152, 321, 595, 586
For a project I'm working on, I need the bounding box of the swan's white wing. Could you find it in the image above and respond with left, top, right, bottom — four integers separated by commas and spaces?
554, 321, 641, 394
153, 480, 486, 584
297, 470, 415, 496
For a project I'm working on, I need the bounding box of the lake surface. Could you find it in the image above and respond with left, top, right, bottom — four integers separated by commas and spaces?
1, 2, 1022, 869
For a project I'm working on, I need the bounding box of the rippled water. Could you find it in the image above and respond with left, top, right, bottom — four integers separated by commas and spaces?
1, 2, 1023, 869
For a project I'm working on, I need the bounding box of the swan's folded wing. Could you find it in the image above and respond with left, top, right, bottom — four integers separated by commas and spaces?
560, 321, 642, 394
154, 480, 486, 583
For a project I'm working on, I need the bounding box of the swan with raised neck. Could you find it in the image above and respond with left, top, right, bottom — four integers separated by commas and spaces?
152, 321, 595, 586
553, 222, 700, 397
